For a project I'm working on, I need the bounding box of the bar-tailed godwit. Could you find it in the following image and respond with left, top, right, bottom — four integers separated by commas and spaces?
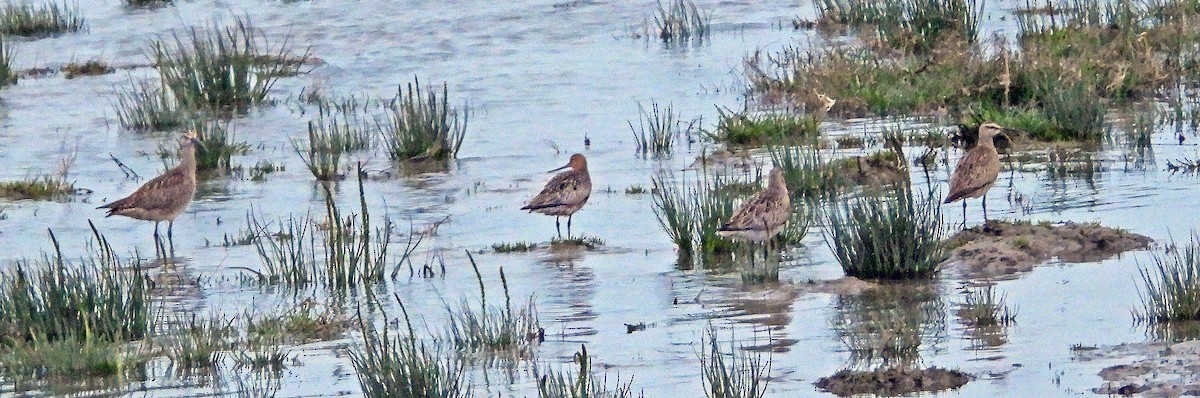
522, 153, 591, 238
100, 131, 201, 246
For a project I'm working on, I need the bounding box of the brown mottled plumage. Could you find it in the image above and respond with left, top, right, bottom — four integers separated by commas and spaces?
100, 132, 200, 243
521, 153, 591, 237
945, 122, 1005, 224
718, 167, 791, 243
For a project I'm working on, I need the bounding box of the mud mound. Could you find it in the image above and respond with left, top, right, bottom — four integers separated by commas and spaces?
942, 220, 1151, 277
815, 366, 971, 396
1087, 340, 1200, 396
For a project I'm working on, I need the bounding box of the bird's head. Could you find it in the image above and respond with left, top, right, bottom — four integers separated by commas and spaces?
180, 131, 205, 151
550, 153, 588, 173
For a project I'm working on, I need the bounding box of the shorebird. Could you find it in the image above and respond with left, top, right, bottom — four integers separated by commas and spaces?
945, 122, 1008, 225
100, 132, 201, 249
522, 153, 591, 238
718, 167, 791, 262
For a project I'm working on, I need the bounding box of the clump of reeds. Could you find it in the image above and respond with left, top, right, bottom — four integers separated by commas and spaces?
710, 108, 820, 146
651, 172, 737, 267
0, 336, 137, 380
350, 296, 471, 398
152, 17, 307, 114
248, 170, 404, 291
768, 145, 841, 203
0, 36, 15, 87
0, 174, 76, 200
699, 330, 770, 398
124, 0, 172, 8
1137, 235, 1200, 324
114, 79, 189, 133
652, 0, 710, 43
0, 1, 83, 38
631, 101, 694, 158
62, 59, 113, 79
294, 121, 346, 181
246, 300, 348, 343
445, 252, 541, 358
959, 285, 1016, 327
0, 229, 152, 345
493, 241, 537, 253
824, 180, 945, 280
815, 0, 983, 52
165, 314, 232, 371
233, 332, 289, 372
188, 120, 249, 174
379, 78, 468, 163
294, 96, 375, 180
536, 345, 640, 398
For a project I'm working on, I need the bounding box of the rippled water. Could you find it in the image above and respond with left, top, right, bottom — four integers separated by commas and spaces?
0, 0, 1196, 396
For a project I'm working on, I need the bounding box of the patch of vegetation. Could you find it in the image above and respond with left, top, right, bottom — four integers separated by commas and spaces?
1, 336, 141, 381
653, 172, 807, 268
0, 229, 152, 345
164, 315, 231, 371
493, 241, 537, 253
740, 262, 779, 286
550, 235, 605, 250
816, 367, 971, 396
294, 118, 347, 181
768, 145, 842, 203
113, 79, 189, 133
625, 185, 648, 194
958, 285, 1016, 327
152, 17, 308, 115
699, 330, 770, 398
247, 171, 406, 291
124, 0, 172, 7
631, 101, 694, 158
0, 36, 15, 87
246, 300, 349, 343
0, 1, 83, 38
814, 0, 984, 53
536, 345, 640, 398
708, 107, 819, 146
351, 296, 471, 398
379, 78, 468, 163
0, 174, 76, 201
824, 180, 945, 280
651, 0, 709, 43
831, 283, 944, 367
248, 159, 282, 181
445, 253, 541, 359
62, 59, 113, 79
1137, 235, 1200, 325
189, 120, 249, 175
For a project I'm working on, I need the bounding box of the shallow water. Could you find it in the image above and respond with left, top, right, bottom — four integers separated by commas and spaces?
0, 0, 1196, 397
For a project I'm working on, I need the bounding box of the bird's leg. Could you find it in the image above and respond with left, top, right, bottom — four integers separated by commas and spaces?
168, 221, 175, 256
153, 222, 164, 259
961, 201, 968, 229
982, 196, 989, 222
555, 216, 561, 238
567, 216, 573, 239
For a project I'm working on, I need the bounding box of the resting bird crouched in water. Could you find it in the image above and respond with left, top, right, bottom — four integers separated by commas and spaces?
945, 122, 1008, 226
99, 132, 201, 248
521, 153, 591, 238
718, 167, 791, 262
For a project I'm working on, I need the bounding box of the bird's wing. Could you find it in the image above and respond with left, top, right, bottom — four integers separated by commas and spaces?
945, 148, 999, 203
721, 192, 790, 231
100, 167, 193, 212
522, 171, 590, 210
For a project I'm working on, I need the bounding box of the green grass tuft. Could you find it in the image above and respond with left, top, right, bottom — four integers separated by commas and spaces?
1137, 235, 1200, 325
824, 180, 945, 280
699, 330, 771, 398
0, 1, 83, 38
445, 253, 541, 359
0, 36, 15, 87
0, 174, 76, 201
652, 0, 710, 43
113, 79, 189, 133
62, 59, 113, 79
351, 295, 471, 398
815, 0, 983, 52
959, 285, 1017, 327
493, 241, 537, 253
536, 345, 641, 398
152, 17, 307, 115
710, 108, 820, 146
631, 101, 693, 158
380, 78, 468, 163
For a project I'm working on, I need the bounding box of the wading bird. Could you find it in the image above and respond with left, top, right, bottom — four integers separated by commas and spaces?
522, 153, 591, 238
100, 132, 201, 250
718, 167, 791, 262
945, 122, 1008, 226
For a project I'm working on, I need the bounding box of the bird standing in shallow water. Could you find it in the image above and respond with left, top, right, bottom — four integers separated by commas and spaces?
945, 122, 1008, 226
100, 132, 201, 252
522, 153, 591, 238
718, 167, 791, 262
